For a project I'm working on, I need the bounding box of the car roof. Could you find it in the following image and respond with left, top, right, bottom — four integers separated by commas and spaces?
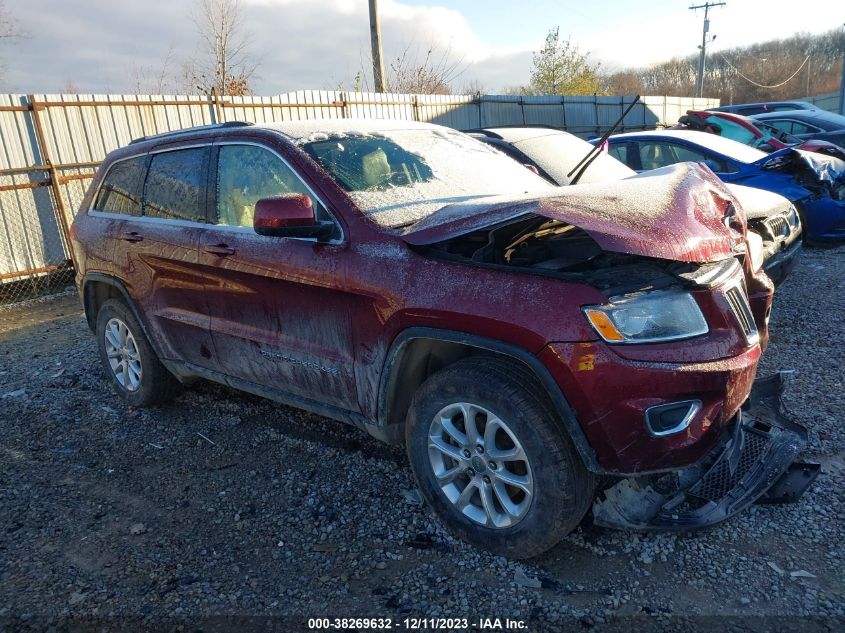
713, 100, 815, 111
111, 118, 456, 162
128, 118, 447, 147
608, 129, 768, 163
470, 126, 573, 143
753, 110, 845, 128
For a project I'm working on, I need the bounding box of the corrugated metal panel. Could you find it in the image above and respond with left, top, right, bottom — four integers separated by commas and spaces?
0, 91, 720, 287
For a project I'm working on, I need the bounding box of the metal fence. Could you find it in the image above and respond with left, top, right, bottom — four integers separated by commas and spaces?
0, 91, 719, 305
800, 90, 842, 114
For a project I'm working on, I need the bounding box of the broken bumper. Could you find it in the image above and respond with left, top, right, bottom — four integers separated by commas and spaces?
593, 372, 819, 531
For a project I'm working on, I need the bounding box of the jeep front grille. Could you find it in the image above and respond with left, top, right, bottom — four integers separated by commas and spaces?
725, 285, 758, 344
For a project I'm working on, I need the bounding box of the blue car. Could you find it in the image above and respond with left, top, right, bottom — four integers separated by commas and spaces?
600, 130, 845, 242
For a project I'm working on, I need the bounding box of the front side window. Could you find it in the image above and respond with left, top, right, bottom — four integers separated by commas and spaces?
143, 148, 208, 222
92, 156, 147, 216
215, 144, 328, 227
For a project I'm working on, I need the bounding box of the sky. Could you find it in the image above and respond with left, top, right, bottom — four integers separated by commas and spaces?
1, 0, 840, 94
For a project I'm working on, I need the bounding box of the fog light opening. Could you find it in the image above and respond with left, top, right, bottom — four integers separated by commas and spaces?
645, 400, 702, 436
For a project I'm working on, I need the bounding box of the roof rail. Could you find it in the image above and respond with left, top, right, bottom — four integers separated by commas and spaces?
129, 121, 253, 145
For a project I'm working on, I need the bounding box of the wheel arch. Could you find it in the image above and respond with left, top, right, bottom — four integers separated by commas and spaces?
82, 273, 142, 332
375, 327, 601, 473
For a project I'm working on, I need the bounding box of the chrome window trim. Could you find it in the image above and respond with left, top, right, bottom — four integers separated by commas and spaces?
212, 140, 345, 245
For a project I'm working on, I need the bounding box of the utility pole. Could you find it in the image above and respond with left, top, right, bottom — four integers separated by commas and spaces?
689, 2, 725, 98
368, 0, 386, 93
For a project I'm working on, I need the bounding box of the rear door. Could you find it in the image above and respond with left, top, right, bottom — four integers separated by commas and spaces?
86, 155, 148, 277
196, 141, 359, 412
111, 145, 218, 369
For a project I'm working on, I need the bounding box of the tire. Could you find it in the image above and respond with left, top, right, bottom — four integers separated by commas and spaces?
95, 298, 182, 407
405, 356, 595, 559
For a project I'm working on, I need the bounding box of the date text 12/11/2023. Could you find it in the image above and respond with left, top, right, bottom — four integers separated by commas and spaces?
307, 617, 529, 630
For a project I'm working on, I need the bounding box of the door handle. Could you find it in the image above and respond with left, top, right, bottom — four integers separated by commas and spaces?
204, 243, 236, 256
120, 231, 143, 242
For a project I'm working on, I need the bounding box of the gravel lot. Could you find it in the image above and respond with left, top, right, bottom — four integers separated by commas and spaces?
1, 247, 843, 631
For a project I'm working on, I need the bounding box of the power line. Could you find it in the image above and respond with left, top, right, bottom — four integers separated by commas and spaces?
720, 55, 810, 89
689, 2, 726, 98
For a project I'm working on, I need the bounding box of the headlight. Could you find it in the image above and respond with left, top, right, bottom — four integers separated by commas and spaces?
583, 290, 709, 344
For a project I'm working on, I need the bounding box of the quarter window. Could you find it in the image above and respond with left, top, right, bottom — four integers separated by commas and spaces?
215, 144, 328, 227
92, 156, 147, 216
143, 148, 208, 222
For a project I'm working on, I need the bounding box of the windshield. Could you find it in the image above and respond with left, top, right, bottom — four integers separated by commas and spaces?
509, 131, 635, 185
300, 129, 554, 228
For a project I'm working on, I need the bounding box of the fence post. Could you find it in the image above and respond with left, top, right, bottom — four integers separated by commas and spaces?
561, 96, 566, 130
28, 95, 76, 271
211, 88, 224, 123
412, 96, 420, 121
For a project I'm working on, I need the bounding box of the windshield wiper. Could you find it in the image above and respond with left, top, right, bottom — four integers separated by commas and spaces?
567, 96, 641, 185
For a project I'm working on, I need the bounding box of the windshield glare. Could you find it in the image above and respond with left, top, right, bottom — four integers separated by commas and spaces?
300, 129, 554, 229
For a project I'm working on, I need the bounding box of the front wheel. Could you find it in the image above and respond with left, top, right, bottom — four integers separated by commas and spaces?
405, 357, 594, 559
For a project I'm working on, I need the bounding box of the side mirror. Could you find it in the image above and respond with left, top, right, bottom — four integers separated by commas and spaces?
253, 194, 334, 240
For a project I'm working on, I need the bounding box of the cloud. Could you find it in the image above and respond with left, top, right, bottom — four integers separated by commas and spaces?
1, 0, 535, 94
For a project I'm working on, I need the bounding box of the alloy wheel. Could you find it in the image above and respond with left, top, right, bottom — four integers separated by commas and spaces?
104, 317, 142, 391
427, 402, 534, 528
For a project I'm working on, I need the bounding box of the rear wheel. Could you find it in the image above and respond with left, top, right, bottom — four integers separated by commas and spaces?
95, 299, 181, 407
406, 357, 594, 559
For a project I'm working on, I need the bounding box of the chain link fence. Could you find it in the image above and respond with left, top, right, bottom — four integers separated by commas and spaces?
0, 170, 75, 307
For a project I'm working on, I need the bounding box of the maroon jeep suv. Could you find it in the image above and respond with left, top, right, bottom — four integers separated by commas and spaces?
70, 120, 814, 558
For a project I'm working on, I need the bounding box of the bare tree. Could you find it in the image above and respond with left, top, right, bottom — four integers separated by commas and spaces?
130, 45, 178, 94
386, 44, 464, 94
460, 78, 485, 96
188, 0, 256, 96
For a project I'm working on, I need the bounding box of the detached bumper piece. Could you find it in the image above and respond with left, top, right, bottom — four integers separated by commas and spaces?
593, 372, 820, 531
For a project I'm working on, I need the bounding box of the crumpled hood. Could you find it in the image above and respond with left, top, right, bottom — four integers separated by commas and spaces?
754, 147, 845, 185
403, 162, 745, 263
725, 183, 792, 220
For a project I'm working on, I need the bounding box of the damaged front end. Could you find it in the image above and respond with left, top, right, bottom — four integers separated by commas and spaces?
593, 372, 820, 531
756, 148, 845, 241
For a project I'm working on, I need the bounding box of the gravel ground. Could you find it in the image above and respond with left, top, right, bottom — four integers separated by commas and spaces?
0, 247, 843, 632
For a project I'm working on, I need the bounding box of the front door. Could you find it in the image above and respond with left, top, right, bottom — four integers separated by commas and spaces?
196, 142, 359, 412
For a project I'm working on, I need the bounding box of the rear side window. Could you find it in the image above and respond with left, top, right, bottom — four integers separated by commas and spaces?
92, 156, 147, 216
143, 148, 208, 222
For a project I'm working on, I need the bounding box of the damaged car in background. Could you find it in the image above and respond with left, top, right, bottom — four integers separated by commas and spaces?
469, 126, 802, 286
71, 120, 818, 559
602, 129, 845, 243
674, 109, 845, 161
